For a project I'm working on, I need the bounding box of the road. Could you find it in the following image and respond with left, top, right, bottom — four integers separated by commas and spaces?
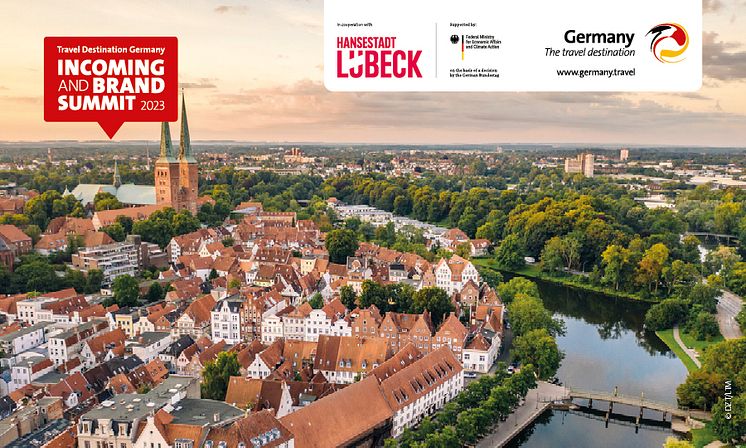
717, 290, 743, 340
477, 381, 568, 448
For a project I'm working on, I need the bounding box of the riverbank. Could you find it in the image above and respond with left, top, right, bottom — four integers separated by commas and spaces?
472, 258, 655, 303
476, 381, 568, 448
656, 329, 700, 372
654, 328, 723, 372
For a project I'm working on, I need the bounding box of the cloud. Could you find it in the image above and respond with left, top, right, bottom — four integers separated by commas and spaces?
673, 92, 712, 100
0, 95, 41, 104
205, 79, 746, 144
214, 5, 249, 14
703, 32, 746, 80
179, 78, 218, 89
703, 0, 724, 13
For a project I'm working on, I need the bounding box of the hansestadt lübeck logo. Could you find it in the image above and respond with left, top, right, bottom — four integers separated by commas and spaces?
646, 23, 689, 63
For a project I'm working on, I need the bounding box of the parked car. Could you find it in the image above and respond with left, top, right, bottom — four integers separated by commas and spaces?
507, 365, 515, 374
464, 371, 478, 379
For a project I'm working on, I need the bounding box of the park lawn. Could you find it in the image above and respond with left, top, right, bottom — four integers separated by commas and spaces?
656, 329, 700, 372
678, 330, 724, 357
691, 423, 720, 448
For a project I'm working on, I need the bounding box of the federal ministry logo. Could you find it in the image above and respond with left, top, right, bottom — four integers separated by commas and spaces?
646, 23, 689, 63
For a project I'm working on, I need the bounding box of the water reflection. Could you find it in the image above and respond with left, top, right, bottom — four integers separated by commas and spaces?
501, 278, 689, 448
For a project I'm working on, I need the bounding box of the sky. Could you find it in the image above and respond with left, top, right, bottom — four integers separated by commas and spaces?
1, 0, 745, 146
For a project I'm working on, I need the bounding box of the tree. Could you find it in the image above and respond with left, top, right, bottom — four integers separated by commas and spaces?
644, 299, 689, 331
677, 337, 746, 428
540, 236, 565, 273
686, 282, 719, 313
669, 260, 700, 291
727, 262, 746, 296
85, 269, 104, 294
344, 217, 362, 232
455, 410, 480, 444
339, 285, 357, 310
713, 201, 742, 235
512, 328, 563, 379
699, 338, 746, 392
14, 257, 60, 292
94, 192, 124, 211
737, 308, 746, 333
455, 242, 472, 260
359, 280, 388, 310
145, 282, 164, 303
325, 229, 359, 264
308, 293, 324, 309
507, 293, 564, 337
112, 275, 140, 307
209, 269, 219, 280
662, 437, 694, 448
172, 210, 201, 236
680, 235, 702, 264
412, 287, 454, 328
676, 369, 725, 410
493, 235, 525, 270
24, 225, 42, 244
102, 222, 126, 242
705, 246, 741, 279
116, 215, 134, 234
687, 311, 720, 341
200, 352, 241, 400
386, 283, 415, 314
497, 277, 540, 304
636, 243, 669, 293
65, 269, 86, 293
711, 395, 746, 444
601, 244, 630, 291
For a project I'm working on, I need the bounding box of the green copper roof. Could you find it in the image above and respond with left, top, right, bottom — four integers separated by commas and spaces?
70, 184, 156, 206
179, 92, 196, 163
158, 121, 177, 162
113, 160, 122, 188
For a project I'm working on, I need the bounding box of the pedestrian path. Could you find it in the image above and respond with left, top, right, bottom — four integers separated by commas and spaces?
673, 325, 701, 368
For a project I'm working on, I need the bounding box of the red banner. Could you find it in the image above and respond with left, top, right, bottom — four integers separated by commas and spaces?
44, 36, 178, 139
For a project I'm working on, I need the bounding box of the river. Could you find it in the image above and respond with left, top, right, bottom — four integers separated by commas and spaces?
503, 279, 689, 448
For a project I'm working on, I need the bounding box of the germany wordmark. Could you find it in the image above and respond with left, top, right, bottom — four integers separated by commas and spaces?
564, 30, 635, 48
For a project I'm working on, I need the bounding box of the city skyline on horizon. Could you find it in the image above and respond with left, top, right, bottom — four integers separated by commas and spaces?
2, 0, 746, 146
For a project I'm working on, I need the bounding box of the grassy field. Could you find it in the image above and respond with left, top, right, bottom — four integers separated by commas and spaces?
691, 423, 719, 448
679, 330, 724, 356
655, 329, 700, 372
472, 258, 652, 302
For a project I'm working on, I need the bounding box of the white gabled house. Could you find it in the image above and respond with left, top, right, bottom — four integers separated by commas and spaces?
434, 255, 480, 294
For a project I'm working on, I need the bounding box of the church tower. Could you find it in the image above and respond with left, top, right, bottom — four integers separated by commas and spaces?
113, 160, 122, 189
154, 93, 199, 214
155, 121, 181, 208
178, 92, 199, 215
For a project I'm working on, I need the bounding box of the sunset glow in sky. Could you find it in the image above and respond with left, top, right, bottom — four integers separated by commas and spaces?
1, 0, 745, 146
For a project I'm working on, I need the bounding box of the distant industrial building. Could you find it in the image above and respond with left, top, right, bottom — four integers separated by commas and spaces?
564, 153, 595, 177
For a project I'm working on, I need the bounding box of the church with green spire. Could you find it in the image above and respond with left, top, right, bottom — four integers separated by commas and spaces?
70, 93, 198, 213
155, 92, 199, 214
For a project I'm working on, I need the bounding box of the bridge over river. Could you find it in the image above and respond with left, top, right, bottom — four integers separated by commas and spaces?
478, 383, 712, 448
566, 388, 712, 422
